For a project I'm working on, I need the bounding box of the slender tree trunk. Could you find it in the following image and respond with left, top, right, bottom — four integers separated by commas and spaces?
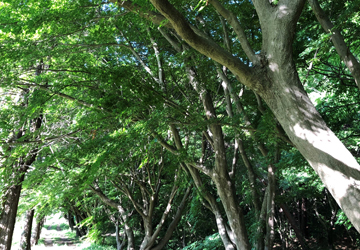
199, 86, 250, 250
186, 165, 236, 250
115, 220, 125, 250
32, 216, 45, 246
300, 198, 308, 238
265, 164, 276, 250
280, 203, 309, 250
162, 21, 250, 249
169, 126, 236, 250
19, 209, 34, 250
150, 186, 192, 250
67, 211, 75, 231
89, 185, 135, 250
308, 0, 360, 91
74, 212, 87, 237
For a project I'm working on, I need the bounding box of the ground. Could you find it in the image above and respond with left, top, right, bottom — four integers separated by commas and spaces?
12, 213, 92, 250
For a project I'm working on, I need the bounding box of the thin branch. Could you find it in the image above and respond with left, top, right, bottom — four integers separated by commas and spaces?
209, 0, 259, 65
17, 81, 110, 113
0, 130, 81, 145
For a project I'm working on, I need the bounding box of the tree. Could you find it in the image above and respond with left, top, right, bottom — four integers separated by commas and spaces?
0, 87, 43, 249
1, 0, 360, 249
130, 0, 360, 235
19, 209, 34, 250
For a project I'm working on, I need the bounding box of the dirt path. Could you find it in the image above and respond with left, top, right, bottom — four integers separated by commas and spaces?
36, 223, 80, 249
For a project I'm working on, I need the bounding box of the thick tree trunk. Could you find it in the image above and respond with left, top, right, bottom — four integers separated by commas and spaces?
19, 209, 35, 250
141, 0, 360, 234
203, 0, 360, 234
260, 53, 360, 233
254, 0, 360, 234
0, 170, 25, 250
139, 218, 152, 250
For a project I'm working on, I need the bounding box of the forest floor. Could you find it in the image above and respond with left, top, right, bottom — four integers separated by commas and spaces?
34, 223, 80, 249
12, 213, 92, 250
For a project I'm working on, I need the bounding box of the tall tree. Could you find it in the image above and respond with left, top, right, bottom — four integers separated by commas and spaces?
135, 0, 360, 234
0, 87, 43, 249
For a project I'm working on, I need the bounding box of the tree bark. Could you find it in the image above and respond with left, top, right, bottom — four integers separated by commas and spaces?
150, 186, 192, 250
0, 89, 43, 249
169, 125, 236, 250
148, 0, 360, 233
89, 185, 135, 250
0, 149, 40, 250
0, 171, 25, 250
115, 220, 125, 250
67, 211, 75, 231
31, 216, 45, 246
19, 209, 34, 250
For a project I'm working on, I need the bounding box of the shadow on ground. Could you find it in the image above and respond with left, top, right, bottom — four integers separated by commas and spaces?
42, 224, 80, 248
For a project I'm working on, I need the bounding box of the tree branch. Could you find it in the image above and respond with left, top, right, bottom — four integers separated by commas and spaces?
209, 0, 259, 65
149, 0, 261, 92
308, 0, 360, 91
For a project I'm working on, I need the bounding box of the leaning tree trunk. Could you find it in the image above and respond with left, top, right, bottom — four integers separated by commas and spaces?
147, 0, 360, 233
19, 209, 35, 250
255, 1, 360, 233
89, 185, 135, 250
115, 220, 126, 250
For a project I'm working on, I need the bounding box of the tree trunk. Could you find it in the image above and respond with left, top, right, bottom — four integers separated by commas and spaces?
115, 220, 125, 250
169, 126, 238, 250
89, 185, 135, 250
0, 170, 25, 250
280, 203, 309, 250
300, 198, 308, 238
32, 216, 45, 246
146, 0, 360, 233
19, 209, 34, 250
261, 49, 360, 233
265, 164, 276, 250
185, 164, 236, 250
67, 211, 75, 231
74, 212, 87, 237
0, 95, 42, 250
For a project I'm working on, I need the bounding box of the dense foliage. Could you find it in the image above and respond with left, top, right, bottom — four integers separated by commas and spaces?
1, 0, 360, 249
